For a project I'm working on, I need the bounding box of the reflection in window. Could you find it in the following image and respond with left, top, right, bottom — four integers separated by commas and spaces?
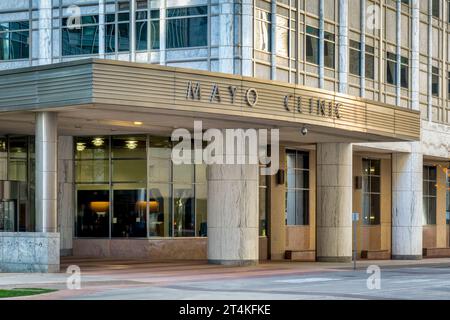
276, 16, 288, 56
386, 52, 397, 85
0, 21, 29, 60
166, 6, 207, 49
349, 40, 361, 76
365, 45, 375, 80
324, 31, 335, 69
306, 26, 319, 65
423, 166, 437, 225
62, 15, 99, 56
362, 159, 381, 225
74, 136, 208, 238
286, 150, 309, 226
255, 8, 271, 52
76, 187, 109, 237
150, 10, 160, 50
432, 66, 439, 96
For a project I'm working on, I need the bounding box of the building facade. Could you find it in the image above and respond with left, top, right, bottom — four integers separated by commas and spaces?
0, 0, 448, 272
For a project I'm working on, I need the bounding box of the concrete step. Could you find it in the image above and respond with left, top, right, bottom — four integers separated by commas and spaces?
285, 250, 316, 262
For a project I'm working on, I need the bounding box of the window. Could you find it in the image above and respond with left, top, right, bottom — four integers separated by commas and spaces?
349, 40, 361, 76
276, 15, 289, 56
324, 31, 335, 69
365, 45, 375, 80
448, 72, 450, 97
75, 136, 207, 238
62, 15, 99, 56
111, 136, 147, 237
286, 150, 309, 225
166, 6, 208, 49
446, 168, 450, 225
400, 56, 409, 89
75, 136, 109, 237
136, 7, 148, 51
150, 10, 160, 50
0, 21, 29, 60
432, 66, 439, 96
386, 52, 397, 85
306, 26, 319, 65
386, 52, 408, 88
432, 0, 440, 18
423, 166, 437, 225
362, 159, 381, 225
255, 8, 271, 52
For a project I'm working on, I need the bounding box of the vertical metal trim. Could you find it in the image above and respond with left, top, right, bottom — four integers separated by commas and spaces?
360, 0, 366, 97
396, 0, 401, 106
271, 0, 277, 80
130, 0, 136, 62
319, 0, 324, 88
428, 0, 433, 121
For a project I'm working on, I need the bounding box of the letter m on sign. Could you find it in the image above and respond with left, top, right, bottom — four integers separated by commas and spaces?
186, 81, 201, 100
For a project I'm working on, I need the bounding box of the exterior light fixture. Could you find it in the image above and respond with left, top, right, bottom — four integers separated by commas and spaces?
92, 137, 104, 147
125, 140, 138, 150
134, 121, 143, 126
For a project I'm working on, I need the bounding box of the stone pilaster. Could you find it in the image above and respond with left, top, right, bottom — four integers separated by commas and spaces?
316, 143, 352, 262
58, 136, 74, 256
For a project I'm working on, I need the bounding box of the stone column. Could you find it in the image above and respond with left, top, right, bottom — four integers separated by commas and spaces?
338, 0, 348, 94
38, 0, 52, 65
207, 132, 259, 265
316, 143, 352, 262
58, 136, 74, 256
35, 112, 58, 233
391, 142, 423, 260
219, 0, 234, 74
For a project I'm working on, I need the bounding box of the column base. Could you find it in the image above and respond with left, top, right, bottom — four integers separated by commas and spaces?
391, 254, 422, 260
316, 256, 352, 263
0, 232, 60, 273
208, 259, 258, 266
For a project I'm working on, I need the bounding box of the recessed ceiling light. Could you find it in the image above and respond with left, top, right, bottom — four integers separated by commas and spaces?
134, 121, 143, 126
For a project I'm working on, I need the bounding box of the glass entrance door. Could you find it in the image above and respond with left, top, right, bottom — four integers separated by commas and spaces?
0, 200, 16, 231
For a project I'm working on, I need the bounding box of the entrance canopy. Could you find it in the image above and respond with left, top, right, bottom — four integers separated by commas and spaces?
0, 59, 420, 144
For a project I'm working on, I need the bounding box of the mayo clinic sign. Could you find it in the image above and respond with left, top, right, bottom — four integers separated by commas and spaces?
186, 80, 342, 120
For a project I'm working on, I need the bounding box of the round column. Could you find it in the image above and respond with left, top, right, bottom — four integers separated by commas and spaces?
35, 112, 58, 233
392, 142, 423, 260
207, 131, 259, 265
316, 143, 353, 262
